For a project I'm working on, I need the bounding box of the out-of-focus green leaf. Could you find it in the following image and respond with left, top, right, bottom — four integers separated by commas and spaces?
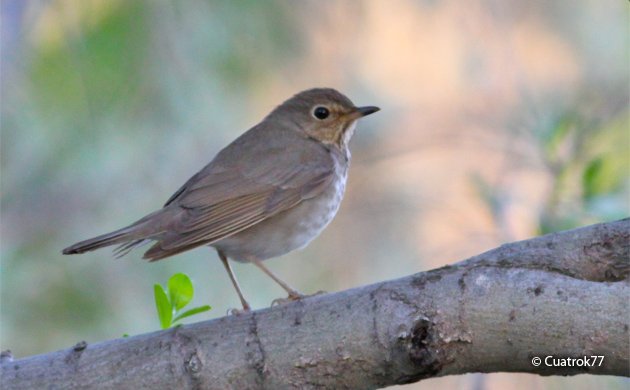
583, 156, 622, 200
167, 273, 194, 311
154, 284, 172, 329
543, 114, 574, 160
172, 305, 212, 324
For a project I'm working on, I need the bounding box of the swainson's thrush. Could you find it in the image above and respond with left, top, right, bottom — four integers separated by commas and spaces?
63, 88, 379, 310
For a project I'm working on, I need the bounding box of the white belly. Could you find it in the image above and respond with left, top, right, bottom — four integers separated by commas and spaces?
213, 173, 347, 262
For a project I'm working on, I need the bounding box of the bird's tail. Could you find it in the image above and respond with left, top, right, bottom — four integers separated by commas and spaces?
62, 209, 169, 256
62, 227, 136, 254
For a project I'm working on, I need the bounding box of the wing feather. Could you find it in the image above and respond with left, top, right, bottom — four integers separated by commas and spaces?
143, 126, 338, 261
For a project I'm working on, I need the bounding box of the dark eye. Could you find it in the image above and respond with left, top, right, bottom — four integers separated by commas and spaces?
313, 106, 330, 120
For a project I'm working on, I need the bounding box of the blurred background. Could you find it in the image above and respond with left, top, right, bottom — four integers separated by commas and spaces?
1, 0, 628, 389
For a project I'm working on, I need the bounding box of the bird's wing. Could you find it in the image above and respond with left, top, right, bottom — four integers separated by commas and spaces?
143, 128, 337, 260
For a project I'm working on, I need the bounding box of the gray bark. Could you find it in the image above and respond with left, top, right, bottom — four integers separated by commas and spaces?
2, 219, 629, 389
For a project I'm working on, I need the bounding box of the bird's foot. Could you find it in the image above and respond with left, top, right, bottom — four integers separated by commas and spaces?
226, 305, 251, 316
271, 290, 326, 306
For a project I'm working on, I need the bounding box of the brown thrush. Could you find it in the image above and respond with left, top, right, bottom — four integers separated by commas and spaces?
63, 88, 380, 310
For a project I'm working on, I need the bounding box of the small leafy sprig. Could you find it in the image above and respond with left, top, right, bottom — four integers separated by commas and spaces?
154, 273, 211, 329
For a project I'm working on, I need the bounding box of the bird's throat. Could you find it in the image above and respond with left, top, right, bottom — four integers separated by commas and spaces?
336, 120, 357, 148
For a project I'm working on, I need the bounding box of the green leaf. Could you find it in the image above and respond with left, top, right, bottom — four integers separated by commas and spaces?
172, 305, 212, 324
154, 284, 172, 329
167, 273, 194, 311
583, 156, 619, 200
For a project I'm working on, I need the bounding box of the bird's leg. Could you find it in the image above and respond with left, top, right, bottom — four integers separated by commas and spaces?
249, 257, 305, 301
217, 250, 251, 312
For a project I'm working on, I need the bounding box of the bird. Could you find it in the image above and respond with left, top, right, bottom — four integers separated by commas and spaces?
63, 88, 380, 311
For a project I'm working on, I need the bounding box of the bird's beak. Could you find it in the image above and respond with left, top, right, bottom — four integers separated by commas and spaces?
345, 106, 380, 122
346, 106, 380, 121
356, 106, 380, 117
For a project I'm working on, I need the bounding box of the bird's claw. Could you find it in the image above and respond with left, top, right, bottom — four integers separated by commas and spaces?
271, 290, 326, 306
226, 307, 250, 316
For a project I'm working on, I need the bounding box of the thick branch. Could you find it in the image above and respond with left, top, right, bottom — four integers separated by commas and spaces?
2, 219, 629, 389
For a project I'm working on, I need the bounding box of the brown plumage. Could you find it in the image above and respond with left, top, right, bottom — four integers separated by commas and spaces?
63, 88, 379, 310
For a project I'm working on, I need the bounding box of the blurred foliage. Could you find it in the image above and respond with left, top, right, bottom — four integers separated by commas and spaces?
473, 97, 628, 237
536, 107, 628, 234
30, 2, 148, 122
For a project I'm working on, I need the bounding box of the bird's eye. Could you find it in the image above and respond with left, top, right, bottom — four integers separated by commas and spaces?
312, 106, 330, 120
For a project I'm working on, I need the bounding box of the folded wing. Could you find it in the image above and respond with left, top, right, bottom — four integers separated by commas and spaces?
144, 128, 336, 260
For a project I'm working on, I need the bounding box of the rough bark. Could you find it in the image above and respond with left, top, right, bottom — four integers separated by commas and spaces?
2, 219, 629, 389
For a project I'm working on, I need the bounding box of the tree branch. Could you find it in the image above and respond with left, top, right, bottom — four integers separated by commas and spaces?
3, 219, 629, 389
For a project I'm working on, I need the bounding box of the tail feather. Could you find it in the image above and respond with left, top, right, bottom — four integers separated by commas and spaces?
62, 226, 139, 255
113, 239, 150, 258
62, 209, 172, 256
